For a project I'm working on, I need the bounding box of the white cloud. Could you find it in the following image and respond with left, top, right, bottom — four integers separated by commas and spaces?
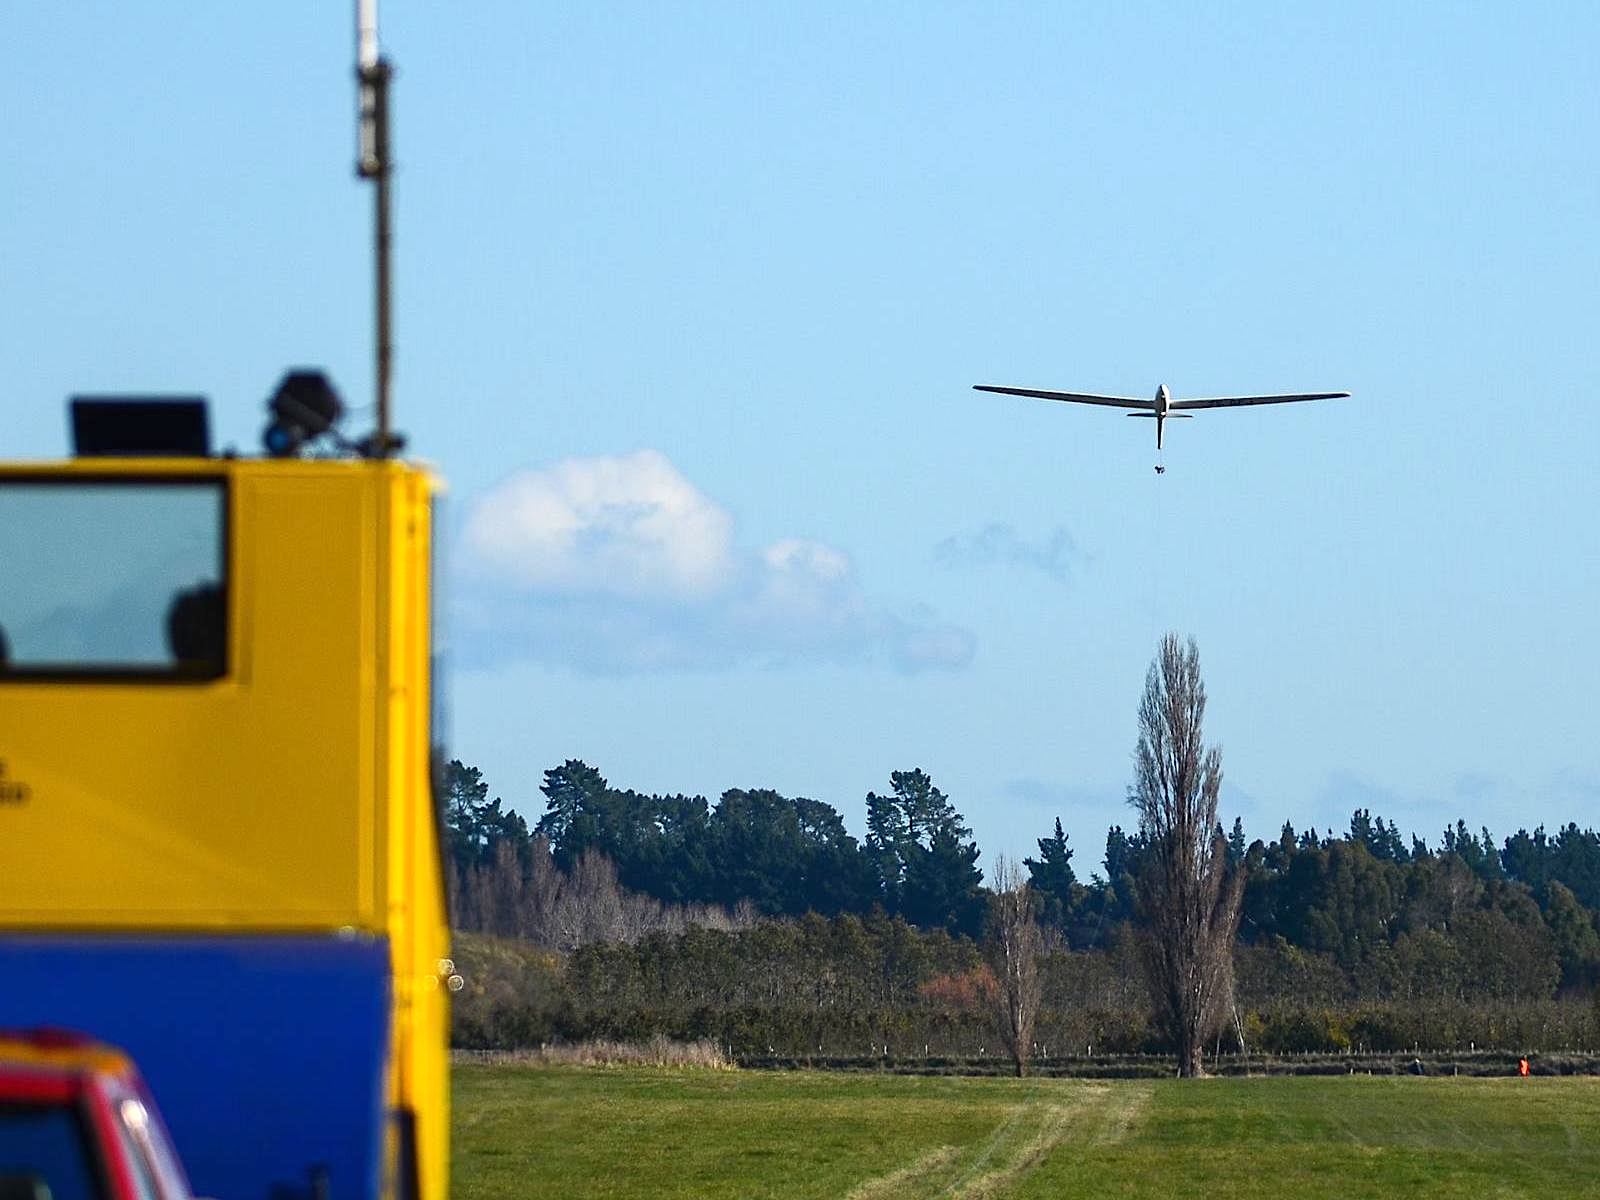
462, 450, 733, 600
455, 452, 975, 675
934, 522, 1086, 583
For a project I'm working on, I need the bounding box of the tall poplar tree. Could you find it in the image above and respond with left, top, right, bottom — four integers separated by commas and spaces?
1129, 634, 1243, 1078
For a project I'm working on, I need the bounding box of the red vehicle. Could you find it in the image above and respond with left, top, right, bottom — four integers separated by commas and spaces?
0, 1030, 193, 1200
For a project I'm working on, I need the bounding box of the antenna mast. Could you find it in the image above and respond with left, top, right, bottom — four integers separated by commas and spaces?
356, 0, 399, 456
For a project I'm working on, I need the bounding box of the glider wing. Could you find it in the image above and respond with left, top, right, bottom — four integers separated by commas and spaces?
1169, 391, 1349, 411
973, 385, 1153, 410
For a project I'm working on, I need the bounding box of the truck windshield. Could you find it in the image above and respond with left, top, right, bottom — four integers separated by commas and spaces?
0, 1102, 106, 1200
0, 479, 226, 679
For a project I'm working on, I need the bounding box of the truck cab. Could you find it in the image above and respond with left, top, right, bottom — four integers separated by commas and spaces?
0, 1029, 193, 1200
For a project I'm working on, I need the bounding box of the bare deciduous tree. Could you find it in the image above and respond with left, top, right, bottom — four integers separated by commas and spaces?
1130, 633, 1243, 1078
551, 850, 628, 950
455, 836, 754, 953
986, 854, 1044, 1077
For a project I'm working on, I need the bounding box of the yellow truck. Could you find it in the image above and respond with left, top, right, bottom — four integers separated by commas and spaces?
0, 415, 452, 1200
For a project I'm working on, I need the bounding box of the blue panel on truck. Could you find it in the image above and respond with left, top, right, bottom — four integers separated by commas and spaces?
0, 934, 390, 1200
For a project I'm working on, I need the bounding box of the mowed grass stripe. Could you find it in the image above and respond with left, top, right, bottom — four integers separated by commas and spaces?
942, 1085, 1151, 1200
843, 1082, 1152, 1200
1011, 1076, 1600, 1200
844, 1144, 962, 1200
452, 1067, 1600, 1200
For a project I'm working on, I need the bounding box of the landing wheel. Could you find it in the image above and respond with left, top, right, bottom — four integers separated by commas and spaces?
1154, 464, 1165, 474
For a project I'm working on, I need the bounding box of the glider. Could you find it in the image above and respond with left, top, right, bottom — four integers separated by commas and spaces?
974, 382, 1350, 472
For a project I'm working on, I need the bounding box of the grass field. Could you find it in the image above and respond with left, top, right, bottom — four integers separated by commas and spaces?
452, 1064, 1600, 1198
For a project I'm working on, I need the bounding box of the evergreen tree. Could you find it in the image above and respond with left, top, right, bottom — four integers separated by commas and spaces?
1097, 824, 1146, 928
1442, 819, 1503, 881
442, 759, 528, 870
1277, 822, 1297, 858
537, 759, 609, 863
640, 792, 714, 904
1349, 808, 1374, 853
1227, 817, 1247, 865
1104, 825, 1138, 881
1025, 817, 1077, 929
706, 788, 869, 916
1374, 816, 1410, 863
865, 786, 911, 909
864, 769, 984, 936
1549, 824, 1600, 910
1502, 826, 1550, 892
1543, 880, 1600, 990
442, 759, 491, 871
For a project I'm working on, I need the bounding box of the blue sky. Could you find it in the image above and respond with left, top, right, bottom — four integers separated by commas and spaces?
5, 4, 1597, 877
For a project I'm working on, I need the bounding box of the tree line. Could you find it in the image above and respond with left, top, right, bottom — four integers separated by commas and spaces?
445, 759, 983, 935
443, 759, 1600, 997
443, 633, 1600, 1076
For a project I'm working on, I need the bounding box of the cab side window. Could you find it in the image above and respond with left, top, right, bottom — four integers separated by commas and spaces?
0, 479, 226, 679
0, 1101, 106, 1200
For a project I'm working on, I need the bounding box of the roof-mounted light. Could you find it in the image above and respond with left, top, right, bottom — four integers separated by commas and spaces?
262, 370, 344, 458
